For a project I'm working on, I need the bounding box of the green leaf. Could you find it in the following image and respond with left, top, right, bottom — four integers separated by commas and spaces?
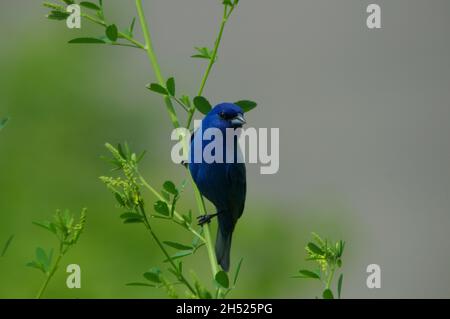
36, 247, 47, 266
337, 274, 343, 299
127, 283, 153, 288
215, 271, 229, 289
233, 257, 243, 285
234, 100, 257, 113
143, 268, 161, 283
128, 17, 136, 36
123, 218, 143, 224
323, 289, 334, 299
0, 117, 9, 130
120, 212, 142, 220
79, 1, 101, 10
153, 201, 169, 216
61, 0, 75, 4
26, 261, 45, 272
166, 77, 175, 96
163, 241, 193, 251
164, 250, 193, 262
68, 37, 106, 44
191, 47, 212, 60
163, 181, 178, 196
297, 269, 320, 279
105, 24, 118, 42
114, 193, 126, 207
1, 235, 14, 257
307, 242, 324, 255
47, 10, 70, 20
193, 96, 212, 115
223, 0, 233, 6
146, 83, 168, 95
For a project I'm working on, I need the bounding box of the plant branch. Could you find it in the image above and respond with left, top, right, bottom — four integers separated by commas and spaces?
36, 250, 64, 299
138, 204, 196, 295
186, 4, 234, 129
135, 0, 180, 128
134, 0, 220, 283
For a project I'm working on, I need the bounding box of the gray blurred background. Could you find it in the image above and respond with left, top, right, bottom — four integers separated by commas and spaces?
0, 0, 449, 298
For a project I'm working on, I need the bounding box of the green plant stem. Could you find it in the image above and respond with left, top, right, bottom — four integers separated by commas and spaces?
186, 5, 234, 129
81, 13, 145, 49
191, 177, 219, 277
36, 250, 64, 299
138, 204, 196, 295
135, 0, 180, 128
134, 0, 219, 284
325, 265, 336, 290
137, 174, 205, 243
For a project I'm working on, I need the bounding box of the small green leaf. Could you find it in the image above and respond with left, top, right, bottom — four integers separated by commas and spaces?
153, 201, 169, 216
0, 117, 9, 130
163, 241, 193, 251
191, 47, 212, 60
307, 242, 324, 255
166, 77, 175, 96
32, 221, 56, 234
143, 268, 161, 283
193, 96, 212, 115
79, 1, 101, 10
323, 289, 334, 299
47, 10, 70, 20
234, 100, 257, 113
36, 247, 47, 266
1, 235, 14, 257
128, 17, 136, 36
114, 193, 126, 207
163, 250, 193, 262
215, 271, 229, 289
233, 257, 244, 285
105, 24, 118, 42
297, 269, 320, 279
126, 282, 155, 287
163, 181, 178, 196
68, 37, 106, 44
120, 212, 142, 220
337, 274, 343, 299
147, 83, 168, 95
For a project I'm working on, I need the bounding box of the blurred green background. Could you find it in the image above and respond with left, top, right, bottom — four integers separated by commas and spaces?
2, 0, 450, 298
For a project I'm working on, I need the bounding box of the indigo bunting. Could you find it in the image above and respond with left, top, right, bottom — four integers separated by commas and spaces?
189, 103, 247, 272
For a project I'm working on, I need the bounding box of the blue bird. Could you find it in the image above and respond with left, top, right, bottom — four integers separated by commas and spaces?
189, 103, 247, 272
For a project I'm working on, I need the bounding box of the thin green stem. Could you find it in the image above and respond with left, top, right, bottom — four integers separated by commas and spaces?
81, 13, 145, 49
190, 175, 219, 277
135, 0, 180, 128
36, 250, 64, 299
326, 265, 336, 290
197, 5, 230, 97
186, 5, 234, 129
138, 205, 196, 295
134, 1, 219, 286
138, 174, 205, 243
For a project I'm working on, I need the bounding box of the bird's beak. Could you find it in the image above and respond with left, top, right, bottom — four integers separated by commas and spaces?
230, 114, 246, 127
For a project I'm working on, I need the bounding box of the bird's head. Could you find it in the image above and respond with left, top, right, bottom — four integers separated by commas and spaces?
204, 103, 246, 129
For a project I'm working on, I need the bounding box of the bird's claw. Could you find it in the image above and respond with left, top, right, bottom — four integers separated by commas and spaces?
197, 214, 213, 226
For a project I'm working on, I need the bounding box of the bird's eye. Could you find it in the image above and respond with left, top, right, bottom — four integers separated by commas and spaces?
219, 112, 226, 119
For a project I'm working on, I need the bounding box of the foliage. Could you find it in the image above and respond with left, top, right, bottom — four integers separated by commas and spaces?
41, 0, 256, 299
28, 208, 87, 298
293, 233, 345, 299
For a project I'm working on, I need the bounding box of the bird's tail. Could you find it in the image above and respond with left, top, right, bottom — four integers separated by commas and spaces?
215, 225, 233, 272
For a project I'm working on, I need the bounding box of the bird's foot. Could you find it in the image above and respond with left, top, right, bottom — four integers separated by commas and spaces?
197, 213, 217, 226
